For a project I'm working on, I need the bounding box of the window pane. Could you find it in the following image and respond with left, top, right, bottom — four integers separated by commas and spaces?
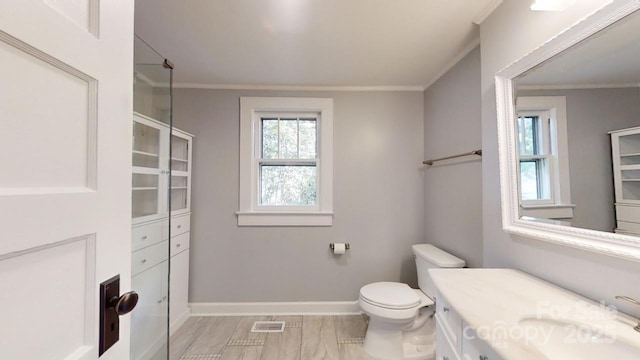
279, 119, 298, 159
260, 165, 317, 206
520, 161, 539, 200
517, 116, 538, 156
299, 119, 317, 159
520, 159, 551, 201
261, 118, 278, 159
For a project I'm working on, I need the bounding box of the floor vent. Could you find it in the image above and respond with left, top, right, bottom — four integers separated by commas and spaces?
251, 321, 286, 333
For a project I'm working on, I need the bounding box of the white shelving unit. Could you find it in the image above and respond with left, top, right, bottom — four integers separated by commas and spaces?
610, 126, 640, 235
131, 112, 194, 360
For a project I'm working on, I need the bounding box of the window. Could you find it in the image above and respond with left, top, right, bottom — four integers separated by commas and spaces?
516, 96, 573, 219
238, 97, 333, 226
259, 116, 318, 207
517, 110, 552, 203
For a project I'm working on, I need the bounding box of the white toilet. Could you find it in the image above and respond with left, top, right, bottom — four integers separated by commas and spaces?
358, 244, 465, 360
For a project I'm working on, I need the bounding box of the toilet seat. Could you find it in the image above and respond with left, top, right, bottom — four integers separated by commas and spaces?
358, 282, 433, 322
359, 282, 422, 310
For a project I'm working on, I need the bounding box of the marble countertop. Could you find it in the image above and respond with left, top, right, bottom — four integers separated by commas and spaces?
429, 268, 640, 359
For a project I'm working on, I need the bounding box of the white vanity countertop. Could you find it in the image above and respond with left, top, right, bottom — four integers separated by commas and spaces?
430, 268, 640, 359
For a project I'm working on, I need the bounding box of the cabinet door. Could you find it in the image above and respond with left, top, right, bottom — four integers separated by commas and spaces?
461, 322, 501, 360
436, 316, 461, 360
436, 291, 463, 354
170, 130, 192, 215
133, 118, 162, 169
170, 249, 190, 334
133, 114, 170, 222
131, 261, 169, 360
612, 130, 640, 204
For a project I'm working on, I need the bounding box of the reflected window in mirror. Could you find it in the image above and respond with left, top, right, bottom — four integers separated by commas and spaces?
495, 2, 640, 260
517, 111, 551, 202
516, 96, 573, 220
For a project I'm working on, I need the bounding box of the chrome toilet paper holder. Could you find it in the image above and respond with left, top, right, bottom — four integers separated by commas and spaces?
329, 243, 350, 250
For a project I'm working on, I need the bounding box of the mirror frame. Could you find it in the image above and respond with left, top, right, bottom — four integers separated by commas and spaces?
495, 0, 640, 262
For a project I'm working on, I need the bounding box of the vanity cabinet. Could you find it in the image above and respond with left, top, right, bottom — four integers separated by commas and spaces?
131, 113, 194, 360
610, 126, 640, 235
435, 289, 501, 360
431, 269, 640, 359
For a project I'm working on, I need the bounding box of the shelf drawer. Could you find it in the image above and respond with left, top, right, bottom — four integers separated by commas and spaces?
616, 205, 640, 223
132, 221, 165, 251
132, 240, 168, 276
436, 291, 463, 354
171, 214, 190, 236
170, 232, 190, 257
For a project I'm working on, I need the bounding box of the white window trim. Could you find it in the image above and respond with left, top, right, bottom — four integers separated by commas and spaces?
516, 96, 574, 219
237, 97, 333, 226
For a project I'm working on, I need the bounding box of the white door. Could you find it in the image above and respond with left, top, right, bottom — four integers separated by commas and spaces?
0, 1, 134, 359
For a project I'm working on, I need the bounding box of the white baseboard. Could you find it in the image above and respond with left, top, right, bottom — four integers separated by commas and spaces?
169, 308, 191, 336
189, 301, 361, 316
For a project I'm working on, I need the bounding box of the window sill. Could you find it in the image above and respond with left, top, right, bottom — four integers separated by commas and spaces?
236, 211, 334, 227
520, 203, 575, 219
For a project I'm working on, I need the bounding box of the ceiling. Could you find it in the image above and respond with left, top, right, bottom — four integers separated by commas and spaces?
518, 8, 640, 87
134, 0, 500, 89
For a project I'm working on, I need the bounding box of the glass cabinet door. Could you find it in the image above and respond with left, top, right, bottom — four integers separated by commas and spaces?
170, 132, 191, 214
133, 121, 161, 169
614, 131, 640, 203
171, 134, 189, 172
132, 172, 161, 219
132, 116, 167, 221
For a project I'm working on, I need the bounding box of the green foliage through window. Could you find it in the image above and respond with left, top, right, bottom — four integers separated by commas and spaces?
259, 116, 318, 206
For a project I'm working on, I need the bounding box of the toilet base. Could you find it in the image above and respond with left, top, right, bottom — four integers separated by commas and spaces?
363, 314, 435, 360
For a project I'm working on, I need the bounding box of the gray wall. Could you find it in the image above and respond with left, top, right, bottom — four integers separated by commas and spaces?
174, 89, 424, 302
423, 46, 483, 268
481, 0, 640, 317
521, 88, 640, 232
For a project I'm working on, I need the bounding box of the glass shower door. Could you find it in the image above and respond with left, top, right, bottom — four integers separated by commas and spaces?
131, 35, 173, 360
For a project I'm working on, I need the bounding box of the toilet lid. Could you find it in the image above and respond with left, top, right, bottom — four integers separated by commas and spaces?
359, 282, 422, 310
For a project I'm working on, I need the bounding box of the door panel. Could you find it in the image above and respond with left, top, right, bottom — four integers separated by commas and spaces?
0, 0, 134, 359
0, 236, 95, 359
0, 33, 96, 191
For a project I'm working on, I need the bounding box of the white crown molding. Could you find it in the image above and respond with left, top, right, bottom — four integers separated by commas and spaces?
473, 0, 504, 24
171, 83, 425, 92
518, 83, 640, 90
423, 37, 480, 91
495, 0, 640, 263
190, 301, 361, 316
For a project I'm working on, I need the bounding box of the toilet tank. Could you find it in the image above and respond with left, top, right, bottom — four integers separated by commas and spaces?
412, 244, 465, 298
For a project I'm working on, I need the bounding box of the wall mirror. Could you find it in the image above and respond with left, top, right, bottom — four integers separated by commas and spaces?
495, 0, 640, 261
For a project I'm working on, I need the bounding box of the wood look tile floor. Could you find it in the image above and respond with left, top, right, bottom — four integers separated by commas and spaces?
170, 315, 373, 360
